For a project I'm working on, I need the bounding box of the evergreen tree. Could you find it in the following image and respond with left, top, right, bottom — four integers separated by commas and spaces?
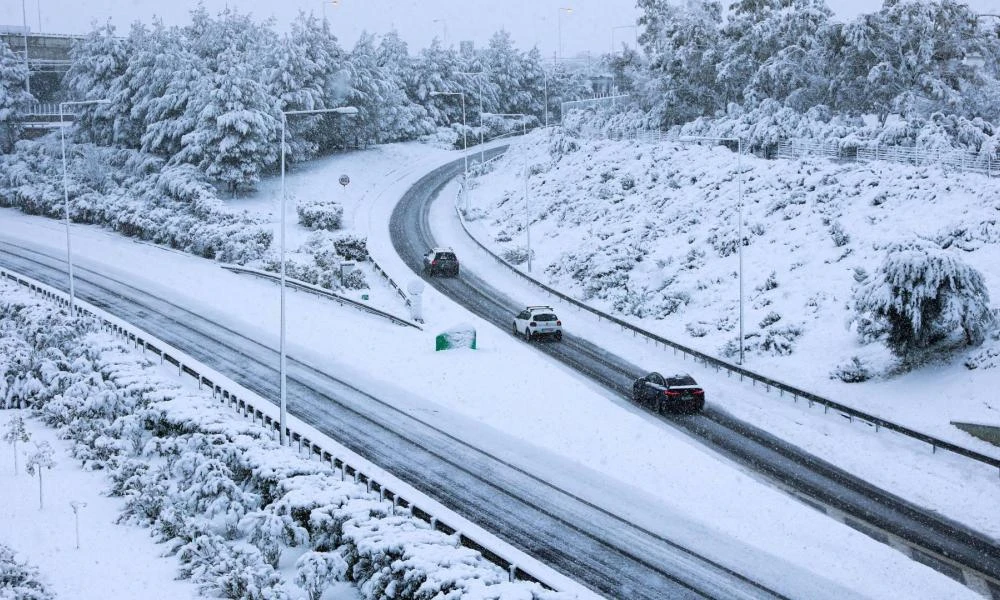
64, 22, 130, 145
0, 41, 34, 152
638, 0, 726, 125
853, 238, 993, 361
841, 0, 987, 121
177, 46, 280, 193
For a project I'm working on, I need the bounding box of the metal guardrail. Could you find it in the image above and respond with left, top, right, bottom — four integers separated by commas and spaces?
453, 194, 1000, 477
368, 256, 412, 308
24, 103, 63, 116
220, 264, 419, 329
0, 266, 572, 592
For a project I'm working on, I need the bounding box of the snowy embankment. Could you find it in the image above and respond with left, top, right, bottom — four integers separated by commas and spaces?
465, 130, 1000, 441
0, 280, 571, 600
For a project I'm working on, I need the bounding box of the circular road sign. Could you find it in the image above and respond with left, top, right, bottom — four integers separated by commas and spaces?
339, 174, 350, 187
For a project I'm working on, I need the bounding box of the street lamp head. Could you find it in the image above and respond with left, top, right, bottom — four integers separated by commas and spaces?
560, 7, 573, 13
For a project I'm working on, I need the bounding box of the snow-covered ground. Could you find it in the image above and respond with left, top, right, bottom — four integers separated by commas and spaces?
0, 139, 992, 599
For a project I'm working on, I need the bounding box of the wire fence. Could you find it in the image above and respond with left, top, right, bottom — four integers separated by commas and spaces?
778, 139, 1000, 177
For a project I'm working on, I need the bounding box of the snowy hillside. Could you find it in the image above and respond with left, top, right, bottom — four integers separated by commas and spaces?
466, 131, 1000, 431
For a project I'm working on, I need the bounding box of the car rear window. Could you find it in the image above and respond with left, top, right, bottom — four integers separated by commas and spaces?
668, 375, 699, 387
438, 252, 457, 260
533, 313, 558, 322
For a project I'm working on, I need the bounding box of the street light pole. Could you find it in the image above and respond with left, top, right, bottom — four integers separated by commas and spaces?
21, 0, 30, 95
433, 18, 447, 44
557, 7, 573, 62
484, 112, 530, 271
59, 99, 109, 315
456, 71, 485, 164
430, 91, 468, 209
278, 105, 357, 446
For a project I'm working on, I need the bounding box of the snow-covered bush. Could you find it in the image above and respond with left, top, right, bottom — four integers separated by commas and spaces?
295, 551, 347, 600
852, 239, 993, 360
0, 543, 54, 600
502, 246, 532, 266
297, 199, 344, 230
332, 234, 369, 262
830, 356, 873, 383
0, 142, 272, 264
341, 270, 368, 290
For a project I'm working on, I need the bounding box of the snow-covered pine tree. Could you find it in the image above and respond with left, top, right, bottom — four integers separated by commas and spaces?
637, 0, 726, 125
64, 22, 130, 145
178, 45, 280, 194
852, 238, 993, 361
0, 41, 34, 152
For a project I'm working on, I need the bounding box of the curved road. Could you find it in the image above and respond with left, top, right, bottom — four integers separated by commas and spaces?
389, 153, 1000, 598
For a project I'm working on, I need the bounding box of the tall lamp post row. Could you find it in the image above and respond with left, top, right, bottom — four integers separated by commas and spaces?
278, 106, 358, 446
482, 113, 530, 272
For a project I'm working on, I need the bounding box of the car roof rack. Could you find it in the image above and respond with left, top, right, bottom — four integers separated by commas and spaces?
527, 305, 554, 310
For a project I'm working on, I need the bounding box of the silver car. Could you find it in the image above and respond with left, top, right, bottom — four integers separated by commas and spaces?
513, 306, 563, 341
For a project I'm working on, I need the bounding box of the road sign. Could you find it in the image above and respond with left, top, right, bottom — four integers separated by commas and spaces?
339, 174, 350, 187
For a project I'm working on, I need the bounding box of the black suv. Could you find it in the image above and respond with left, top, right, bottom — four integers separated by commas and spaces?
632, 372, 705, 413
423, 248, 460, 277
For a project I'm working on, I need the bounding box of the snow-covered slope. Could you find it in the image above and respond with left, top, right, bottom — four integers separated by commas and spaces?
466, 131, 1000, 438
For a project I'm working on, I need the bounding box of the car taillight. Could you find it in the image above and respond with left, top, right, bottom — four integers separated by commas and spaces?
431, 259, 438, 265
665, 390, 681, 397
556, 320, 561, 326
693, 389, 704, 395
530, 322, 537, 327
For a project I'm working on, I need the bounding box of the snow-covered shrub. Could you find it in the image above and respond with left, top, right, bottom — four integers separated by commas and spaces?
829, 221, 850, 247
0, 142, 272, 264
757, 271, 779, 292
295, 551, 347, 600
722, 324, 803, 358
240, 509, 309, 568
759, 311, 782, 328
686, 322, 709, 337
332, 234, 369, 262
297, 199, 344, 231
178, 533, 288, 600
851, 238, 993, 359
830, 357, 873, 383
502, 246, 532, 266
341, 270, 368, 290
0, 543, 54, 600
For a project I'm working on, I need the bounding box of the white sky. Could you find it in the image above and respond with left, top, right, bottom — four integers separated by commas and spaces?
5, 0, 998, 59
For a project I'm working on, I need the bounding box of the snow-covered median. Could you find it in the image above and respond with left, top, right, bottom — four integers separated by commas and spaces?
0, 280, 573, 600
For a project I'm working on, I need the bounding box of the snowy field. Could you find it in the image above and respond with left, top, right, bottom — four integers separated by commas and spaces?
0, 139, 993, 599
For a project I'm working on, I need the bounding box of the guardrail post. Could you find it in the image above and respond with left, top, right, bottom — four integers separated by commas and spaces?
509, 564, 517, 582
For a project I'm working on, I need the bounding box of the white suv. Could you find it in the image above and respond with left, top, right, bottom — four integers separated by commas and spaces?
513, 306, 563, 341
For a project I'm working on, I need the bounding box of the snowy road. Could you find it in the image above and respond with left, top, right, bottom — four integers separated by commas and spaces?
388, 154, 1000, 597
0, 242, 791, 599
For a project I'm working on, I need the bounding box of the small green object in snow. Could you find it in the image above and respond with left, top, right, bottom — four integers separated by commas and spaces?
361, 293, 369, 301
435, 325, 476, 351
